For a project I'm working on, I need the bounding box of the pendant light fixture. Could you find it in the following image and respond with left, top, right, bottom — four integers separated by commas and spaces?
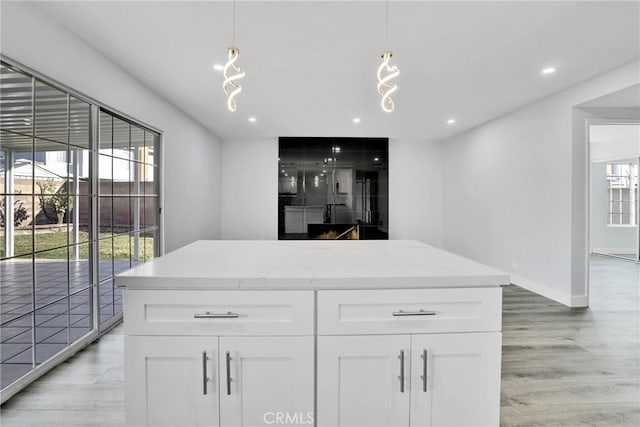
377, 0, 399, 113
223, 0, 245, 112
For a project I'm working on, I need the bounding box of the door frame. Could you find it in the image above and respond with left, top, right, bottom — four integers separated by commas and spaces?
585, 119, 640, 305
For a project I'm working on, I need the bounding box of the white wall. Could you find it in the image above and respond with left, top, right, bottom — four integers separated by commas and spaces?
442, 60, 640, 307
221, 140, 278, 240
389, 140, 442, 246
1, 1, 222, 252
220, 138, 443, 246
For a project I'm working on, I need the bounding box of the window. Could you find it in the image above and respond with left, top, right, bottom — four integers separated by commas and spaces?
0, 61, 161, 394
606, 162, 638, 226
278, 137, 388, 240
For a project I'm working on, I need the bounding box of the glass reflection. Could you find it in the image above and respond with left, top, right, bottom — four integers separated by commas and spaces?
278, 138, 388, 240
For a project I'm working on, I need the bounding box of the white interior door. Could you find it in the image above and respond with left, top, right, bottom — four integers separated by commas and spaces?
125, 336, 219, 426
219, 336, 314, 427
409, 332, 502, 427
317, 335, 411, 427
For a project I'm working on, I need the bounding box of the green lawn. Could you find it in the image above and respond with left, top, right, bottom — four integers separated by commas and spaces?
0, 230, 155, 260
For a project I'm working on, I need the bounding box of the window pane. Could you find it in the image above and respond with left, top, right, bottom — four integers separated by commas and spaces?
0, 65, 33, 137
0, 315, 34, 389
70, 195, 91, 245
69, 243, 90, 293
99, 111, 112, 151
70, 288, 92, 342
131, 232, 144, 268
143, 164, 158, 196
69, 97, 90, 149
113, 197, 131, 234
35, 300, 69, 365
0, 254, 33, 324
113, 157, 131, 196
114, 232, 131, 274
99, 197, 113, 236
143, 229, 157, 262
98, 154, 113, 196
35, 247, 68, 309
11, 198, 34, 259
0, 132, 33, 178
99, 279, 114, 324
144, 130, 159, 166
130, 125, 144, 162
69, 147, 91, 196
98, 238, 113, 283
143, 197, 157, 231
35, 81, 67, 144
1, 194, 33, 259
11, 149, 36, 196
113, 117, 131, 160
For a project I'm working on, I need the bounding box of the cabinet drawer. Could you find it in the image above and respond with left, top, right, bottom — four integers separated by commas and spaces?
317, 287, 501, 335
124, 290, 314, 336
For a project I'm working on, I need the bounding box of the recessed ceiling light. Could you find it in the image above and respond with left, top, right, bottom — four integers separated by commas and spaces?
248, 117, 257, 123
447, 119, 456, 125
281, 169, 285, 173
284, 173, 288, 176
353, 118, 361, 123
541, 67, 556, 75
213, 64, 224, 71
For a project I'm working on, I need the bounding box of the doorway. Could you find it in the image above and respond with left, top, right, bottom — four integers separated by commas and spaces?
589, 123, 640, 262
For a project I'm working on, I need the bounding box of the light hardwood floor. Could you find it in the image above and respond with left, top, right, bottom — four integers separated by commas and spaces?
1, 255, 638, 426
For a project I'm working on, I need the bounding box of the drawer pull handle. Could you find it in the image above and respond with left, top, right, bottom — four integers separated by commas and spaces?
420, 349, 428, 392
194, 311, 240, 319
392, 310, 436, 317
226, 351, 232, 395
202, 351, 209, 395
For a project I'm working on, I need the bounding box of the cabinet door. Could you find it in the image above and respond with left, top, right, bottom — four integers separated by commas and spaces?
125, 336, 219, 426
219, 336, 314, 427
317, 335, 411, 427
410, 332, 502, 426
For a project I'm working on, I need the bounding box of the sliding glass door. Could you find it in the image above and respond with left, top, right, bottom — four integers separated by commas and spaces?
97, 110, 160, 326
0, 60, 161, 395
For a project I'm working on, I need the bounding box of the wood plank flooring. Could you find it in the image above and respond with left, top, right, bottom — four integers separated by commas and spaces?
501, 256, 639, 426
1, 255, 638, 426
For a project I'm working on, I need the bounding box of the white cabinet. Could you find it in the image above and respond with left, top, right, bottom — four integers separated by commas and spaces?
316, 288, 502, 427
125, 287, 502, 426
219, 337, 314, 427
317, 335, 410, 427
126, 336, 314, 427
317, 333, 501, 427
410, 333, 502, 427
125, 290, 315, 427
125, 336, 219, 427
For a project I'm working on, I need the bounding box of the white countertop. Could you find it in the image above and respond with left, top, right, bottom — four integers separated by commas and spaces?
115, 240, 510, 290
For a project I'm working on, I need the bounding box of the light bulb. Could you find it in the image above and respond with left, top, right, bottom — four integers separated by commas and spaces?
377, 51, 399, 113
223, 47, 245, 111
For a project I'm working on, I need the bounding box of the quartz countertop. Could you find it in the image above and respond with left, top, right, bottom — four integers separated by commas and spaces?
115, 240, 510, 290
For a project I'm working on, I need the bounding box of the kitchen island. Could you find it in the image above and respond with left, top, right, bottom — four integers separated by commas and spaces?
116, 240, 510, 426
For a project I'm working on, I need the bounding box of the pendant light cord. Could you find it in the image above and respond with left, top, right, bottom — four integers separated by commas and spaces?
232, 0, 236, 46
385, 0, 389, 48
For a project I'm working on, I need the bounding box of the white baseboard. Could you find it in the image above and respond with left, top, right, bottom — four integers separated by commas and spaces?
592, 248, 636, 255
510, 274, 588, 308
570, 294, 589, 307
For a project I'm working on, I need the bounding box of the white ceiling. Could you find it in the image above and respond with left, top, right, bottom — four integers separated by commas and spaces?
580, 84, 640, 109
589, 124, 640, 162
34, 1, 640, 142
